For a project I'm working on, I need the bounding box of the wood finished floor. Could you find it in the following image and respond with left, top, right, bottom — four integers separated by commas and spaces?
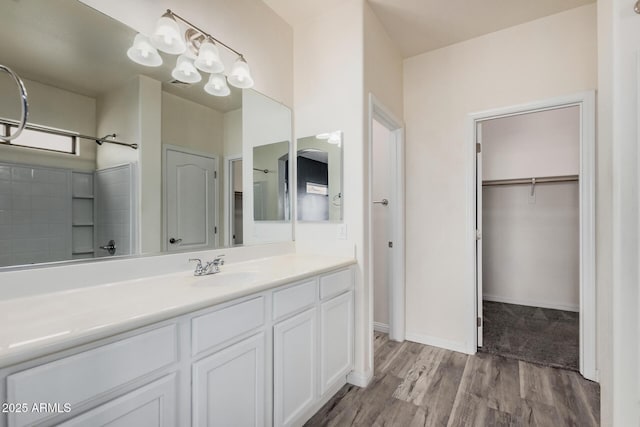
305, 332, 600, 427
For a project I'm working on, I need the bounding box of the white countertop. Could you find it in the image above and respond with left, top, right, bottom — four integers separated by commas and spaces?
0, 254, 355, 368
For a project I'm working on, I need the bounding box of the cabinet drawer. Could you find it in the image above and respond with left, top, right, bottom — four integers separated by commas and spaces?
7, 325, 177, 427
58, 374, 177, 427
273, 280, 317, 321
192, 296, 265, 356
319, 269, 353, 300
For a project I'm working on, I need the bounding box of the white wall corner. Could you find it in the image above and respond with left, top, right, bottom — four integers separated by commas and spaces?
346, 369, 373, 388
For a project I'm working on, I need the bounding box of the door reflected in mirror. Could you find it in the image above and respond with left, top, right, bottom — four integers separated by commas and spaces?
296, 132, 343, 222
253, 141, 290, 221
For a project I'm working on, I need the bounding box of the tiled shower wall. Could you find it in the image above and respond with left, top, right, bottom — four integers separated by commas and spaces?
95, 164, 134, 258
0, 163, 72, 267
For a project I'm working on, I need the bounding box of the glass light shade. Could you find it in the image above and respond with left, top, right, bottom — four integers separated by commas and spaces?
227, 57, 254, 89
151, 15, 186, 54
204, 73, 231, 96
127, 34, 163, 67
171, 55, 202, 83
194, 40, 224, 73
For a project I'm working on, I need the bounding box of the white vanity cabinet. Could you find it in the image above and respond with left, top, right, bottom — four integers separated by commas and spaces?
272, 270, 354, 427
58, 374, 177, 427
273, 308, 317, 427
320, 291, 354, 395
0, 266, 354, 427
192, 333, 266, 427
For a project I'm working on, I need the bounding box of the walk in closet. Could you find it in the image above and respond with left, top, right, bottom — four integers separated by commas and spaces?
479, 105, 580, 370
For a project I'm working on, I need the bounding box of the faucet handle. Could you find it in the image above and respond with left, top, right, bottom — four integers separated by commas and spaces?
189, 258, 203, 268
213, 254, 225, 265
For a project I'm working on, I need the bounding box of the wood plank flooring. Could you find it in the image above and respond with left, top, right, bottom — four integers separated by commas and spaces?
305, 332, 599, 426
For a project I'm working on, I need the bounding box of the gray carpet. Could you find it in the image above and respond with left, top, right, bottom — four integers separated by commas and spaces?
479, 301, 579, 371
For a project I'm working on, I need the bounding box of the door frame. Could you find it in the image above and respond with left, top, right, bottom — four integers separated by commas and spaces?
162, 144, 219, 252
368, 94, 406, 345
224, 154, 242, 247
465, 91, 597, 381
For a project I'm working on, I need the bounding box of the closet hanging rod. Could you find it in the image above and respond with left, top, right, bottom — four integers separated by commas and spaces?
0, 117, 138, 149
482, 175, 579, 187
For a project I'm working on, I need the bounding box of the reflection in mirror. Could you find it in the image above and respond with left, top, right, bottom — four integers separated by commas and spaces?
0, 0, 292, 269
296, 132, 343, 221
253, 142, 290, 221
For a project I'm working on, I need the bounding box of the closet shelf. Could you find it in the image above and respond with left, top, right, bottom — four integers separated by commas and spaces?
482, 175, 579, 187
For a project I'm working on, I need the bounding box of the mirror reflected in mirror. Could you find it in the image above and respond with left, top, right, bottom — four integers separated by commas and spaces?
296, 131, 343, 222
0, 0, 292, 269
253, 142, 290, 221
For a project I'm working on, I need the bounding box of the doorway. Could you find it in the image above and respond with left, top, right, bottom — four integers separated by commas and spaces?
467, 92, 596, 381
368, 95, 405, 345
163, 145, 218, 252
226, 156, 243, 246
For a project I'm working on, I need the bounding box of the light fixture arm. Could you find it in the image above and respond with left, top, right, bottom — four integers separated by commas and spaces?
165, 9, 245, 60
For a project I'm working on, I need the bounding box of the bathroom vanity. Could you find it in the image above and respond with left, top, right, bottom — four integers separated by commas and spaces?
0, 255, 355, 427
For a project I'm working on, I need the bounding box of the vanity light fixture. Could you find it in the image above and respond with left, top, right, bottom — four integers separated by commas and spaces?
151, 11, 186, 54
194, 38, 225, 74
172, 54, 202, 84
127, 9, 254, 96
204, 73, 231, 96
127, 34, 163, 67
228, 57, 254, 89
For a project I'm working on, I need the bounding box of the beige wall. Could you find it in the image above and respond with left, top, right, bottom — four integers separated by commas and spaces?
161, 92, 224, 156
596, 0, 613, 423
292, 0, 367, 378
96, 77, 140, 170
0, 77, 96, 171
402, 4, 597, 349
223, 109, 242, 158
78, 0, 293, 108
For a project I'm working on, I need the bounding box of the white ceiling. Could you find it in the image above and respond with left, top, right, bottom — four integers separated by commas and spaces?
263, 0, 595, 58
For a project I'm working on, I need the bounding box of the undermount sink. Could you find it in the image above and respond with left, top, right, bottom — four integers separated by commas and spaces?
192, 270, 261, 287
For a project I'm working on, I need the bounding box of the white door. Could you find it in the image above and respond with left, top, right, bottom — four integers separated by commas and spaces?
59, 375, 176, 427
319, 291, 354, 394
476, 122, 483, 347
273, 308, 317, 427
372, 119, 393, 335
165, 148, 217, 251
192, 333, 265, 427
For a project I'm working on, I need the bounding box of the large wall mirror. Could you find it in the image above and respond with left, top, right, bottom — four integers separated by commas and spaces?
0, 0, 292, 269
296, 132, 343, 222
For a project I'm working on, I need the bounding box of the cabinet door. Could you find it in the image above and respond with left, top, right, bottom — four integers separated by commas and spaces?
192, 332, 265, 427
320, 291, 354, 394
273, 308, 317, 427
59, 374, 176, 427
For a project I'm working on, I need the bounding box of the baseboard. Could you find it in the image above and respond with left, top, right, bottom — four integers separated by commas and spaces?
405, 332, 471, 355
373, 321, 389, 333
347, 369, 373, 388
482, 294, 579, 312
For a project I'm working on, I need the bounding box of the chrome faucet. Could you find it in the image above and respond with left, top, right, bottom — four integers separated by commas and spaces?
189, 255, 225, 276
